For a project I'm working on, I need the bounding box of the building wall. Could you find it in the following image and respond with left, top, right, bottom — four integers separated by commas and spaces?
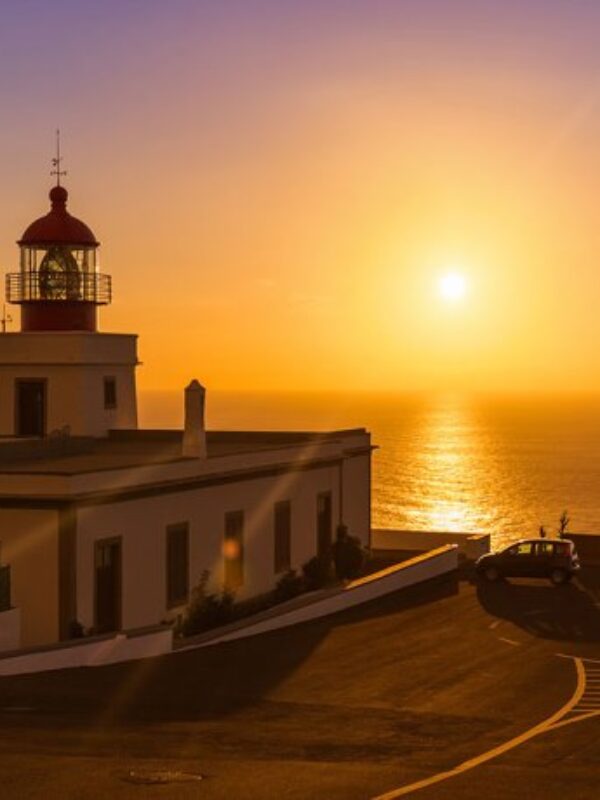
0, 508, 59, 646
0, 332, 138, 437
341, 453, 371, 547
0, 364, 137, 437
75, 463, 344, 632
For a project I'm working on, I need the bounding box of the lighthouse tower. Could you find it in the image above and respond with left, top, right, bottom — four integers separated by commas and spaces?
0, 161, 138, 438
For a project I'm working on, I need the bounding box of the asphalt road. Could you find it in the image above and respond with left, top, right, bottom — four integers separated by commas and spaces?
0, 568, 599, 799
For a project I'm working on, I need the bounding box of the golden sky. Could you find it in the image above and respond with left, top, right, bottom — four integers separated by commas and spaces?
2, 1, 600, 392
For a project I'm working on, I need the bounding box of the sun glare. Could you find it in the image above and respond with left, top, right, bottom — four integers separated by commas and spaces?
439, 273, 467, 302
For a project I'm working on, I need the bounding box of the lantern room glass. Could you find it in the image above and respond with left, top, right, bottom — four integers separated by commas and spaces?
18, 244, 99, 302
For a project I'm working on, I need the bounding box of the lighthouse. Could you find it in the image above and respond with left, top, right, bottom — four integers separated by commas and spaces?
0, 160, 138, 438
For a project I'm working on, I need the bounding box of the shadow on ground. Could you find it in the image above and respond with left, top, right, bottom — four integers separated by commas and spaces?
475, 568, 600, 643
0, 573, 459, 727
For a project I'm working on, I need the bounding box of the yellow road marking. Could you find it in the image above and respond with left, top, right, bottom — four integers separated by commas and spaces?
371, 657, 590, 800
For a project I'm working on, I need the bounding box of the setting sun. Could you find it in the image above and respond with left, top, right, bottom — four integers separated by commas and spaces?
439, 273, 467, 302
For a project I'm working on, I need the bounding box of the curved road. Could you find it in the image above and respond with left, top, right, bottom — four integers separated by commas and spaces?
0, 570, 599, 799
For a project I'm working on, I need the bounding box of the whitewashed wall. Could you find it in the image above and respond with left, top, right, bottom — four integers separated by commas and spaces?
0, 508, 59, 646
341, 452, 371, 546
75, 462, 344, 632
0, 332, 138, 437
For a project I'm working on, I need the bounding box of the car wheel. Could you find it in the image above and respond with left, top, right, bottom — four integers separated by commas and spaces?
550, 568, 570, 585
484, 565, 500, 582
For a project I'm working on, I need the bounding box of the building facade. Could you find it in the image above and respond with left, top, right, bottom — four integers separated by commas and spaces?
0, 180, 372, 650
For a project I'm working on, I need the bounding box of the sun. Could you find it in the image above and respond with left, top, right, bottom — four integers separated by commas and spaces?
439, 272, 467, 302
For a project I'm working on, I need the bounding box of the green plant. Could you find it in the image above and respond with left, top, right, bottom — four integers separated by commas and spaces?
558, 510, 570, 538
302, 554, 334, 590
273, 569, 305, 603
332, 524, 366, 579
67, 619, 85, 639
176, 570, 235, 637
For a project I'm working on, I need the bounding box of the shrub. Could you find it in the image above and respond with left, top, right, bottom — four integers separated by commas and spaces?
302, 554, 334, 590
176, 570, 235, 637
273, 569, 305, 603
67, 619, 85, 639
558, 510, 570, 538
332, 525, 366, 580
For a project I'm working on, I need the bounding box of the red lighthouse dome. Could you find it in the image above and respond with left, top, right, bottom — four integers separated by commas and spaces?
7, 184, 111, 332
19, 186, 99, 248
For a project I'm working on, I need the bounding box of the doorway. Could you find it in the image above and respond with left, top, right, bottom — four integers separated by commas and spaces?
94, 538, 122, 633
16, 379, 46, 437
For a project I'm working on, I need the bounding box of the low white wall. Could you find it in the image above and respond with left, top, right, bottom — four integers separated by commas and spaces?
0, 608, 21, 653
372, 529, 490, 561
180, 545, 458, 650
0, 627, 172, 677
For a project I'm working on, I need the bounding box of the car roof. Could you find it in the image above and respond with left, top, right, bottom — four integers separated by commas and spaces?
504, 538, 573, 545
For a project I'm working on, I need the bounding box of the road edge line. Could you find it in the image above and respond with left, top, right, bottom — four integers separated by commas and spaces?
371, 656, 585, 800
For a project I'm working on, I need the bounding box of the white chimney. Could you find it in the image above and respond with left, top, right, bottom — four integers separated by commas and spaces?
182, 380, 207, 458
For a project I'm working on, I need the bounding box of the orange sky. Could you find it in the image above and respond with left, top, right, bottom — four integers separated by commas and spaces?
2, 2, 600, 392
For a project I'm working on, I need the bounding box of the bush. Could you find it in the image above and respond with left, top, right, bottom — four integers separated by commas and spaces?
332, 525, 366, 580
273, 569, 305, 603
67, 619, 85, 639
302, 554, 334, 590
176, 570, 235, 637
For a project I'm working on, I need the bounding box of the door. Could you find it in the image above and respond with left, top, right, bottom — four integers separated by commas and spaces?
502, 541, 535, 577
317, 492, 333, 557
533, 541, 555, 577
94, 539, 122, 633
16, 379, 46, 436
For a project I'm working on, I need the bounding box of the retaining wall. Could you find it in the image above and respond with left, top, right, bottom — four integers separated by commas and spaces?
371, 529, 490, 561
0, 626, 172, 677
569, 533, 600, 566
0, 607, 20, 653
179, 544, 459, 650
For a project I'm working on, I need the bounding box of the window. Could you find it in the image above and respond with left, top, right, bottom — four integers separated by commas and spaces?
104, 376, 117, 409
224, 511, 244, 591
317, 492, 333, 557
509, 542, 533, 556
535, 542, 555, 556
274, 501, 291, 574
166, 523, 189, 608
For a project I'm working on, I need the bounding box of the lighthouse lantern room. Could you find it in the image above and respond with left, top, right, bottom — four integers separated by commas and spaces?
0, 146, 138, 438
7, 184, 111, 332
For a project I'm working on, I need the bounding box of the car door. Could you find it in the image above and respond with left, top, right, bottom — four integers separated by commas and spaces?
498, 544, 521, 577
533, 541, 554, 577
504, 541, 535, 577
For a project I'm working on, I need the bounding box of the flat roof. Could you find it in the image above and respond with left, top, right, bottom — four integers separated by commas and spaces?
0, 428, 369, 476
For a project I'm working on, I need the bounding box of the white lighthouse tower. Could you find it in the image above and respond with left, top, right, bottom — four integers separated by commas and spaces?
0, 155, 138, 438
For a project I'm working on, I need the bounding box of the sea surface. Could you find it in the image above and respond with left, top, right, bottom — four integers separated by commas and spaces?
139, 391, 600, 549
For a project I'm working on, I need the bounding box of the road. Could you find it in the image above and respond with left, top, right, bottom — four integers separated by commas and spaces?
0, 569, 599, 799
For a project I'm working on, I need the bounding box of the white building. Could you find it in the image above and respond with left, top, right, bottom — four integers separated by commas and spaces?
0, 180, 373, 649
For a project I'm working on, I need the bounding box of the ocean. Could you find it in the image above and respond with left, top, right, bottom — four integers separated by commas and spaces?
139, 391, 600, 549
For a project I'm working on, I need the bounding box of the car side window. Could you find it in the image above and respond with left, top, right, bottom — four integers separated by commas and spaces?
516, 543, 533, 556
535, 542, 554, 556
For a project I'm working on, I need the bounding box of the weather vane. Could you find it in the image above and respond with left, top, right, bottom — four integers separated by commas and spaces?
50, 129, 67, 186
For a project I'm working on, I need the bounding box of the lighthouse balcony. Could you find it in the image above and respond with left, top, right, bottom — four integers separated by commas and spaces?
6, 272, 112, 305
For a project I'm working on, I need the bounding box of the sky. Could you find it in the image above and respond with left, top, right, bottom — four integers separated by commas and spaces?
2, 0, 600, 392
